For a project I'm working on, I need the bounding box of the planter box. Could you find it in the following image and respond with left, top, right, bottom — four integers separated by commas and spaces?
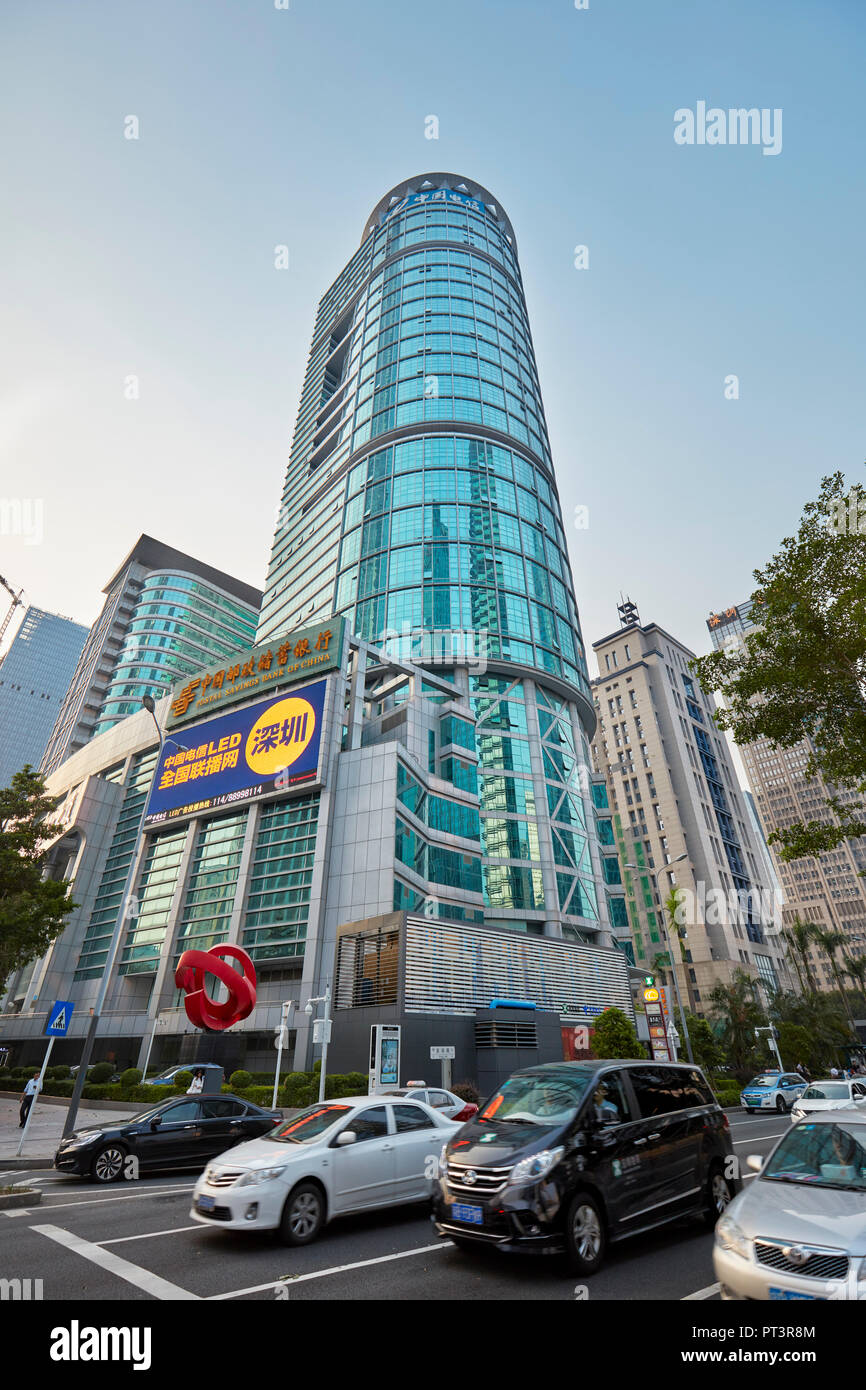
0, 1188, 42, 1209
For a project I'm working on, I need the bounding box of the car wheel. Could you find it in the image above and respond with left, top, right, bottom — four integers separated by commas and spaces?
776, 1095, 787, 1114
703, 1165, 735, 1228
565, 1192, 605, 1275
91, 1144, 126, 1183
278, 1182, 324, 1246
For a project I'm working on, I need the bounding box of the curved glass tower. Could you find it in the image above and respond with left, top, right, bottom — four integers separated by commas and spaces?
261, 174, 608, 940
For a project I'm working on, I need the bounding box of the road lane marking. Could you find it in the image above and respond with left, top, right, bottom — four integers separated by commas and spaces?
683, 1282, 721, 1300
732, 1133, 785, 1146
210, 1240, 448, 1299
34, 1184, 195, 1213
33, 1223, 200, 1300
3, 1209, 33, 1217
100, 1225, 200, 1245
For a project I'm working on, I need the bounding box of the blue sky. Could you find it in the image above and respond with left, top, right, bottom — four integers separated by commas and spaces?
2, 0, 864, 668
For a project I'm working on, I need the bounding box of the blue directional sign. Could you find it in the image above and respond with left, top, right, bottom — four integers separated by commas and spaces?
46, 1000, 74, 1037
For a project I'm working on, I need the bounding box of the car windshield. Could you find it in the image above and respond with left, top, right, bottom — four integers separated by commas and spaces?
762, 1121, 866, 1190
746, 1075, 779, 1089
265, 1104, 352, 1144
479, 1066, 594, 1126
802, 1084, 850, 1100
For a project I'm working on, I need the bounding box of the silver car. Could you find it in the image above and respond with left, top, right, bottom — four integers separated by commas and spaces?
714, 1109, 866, 1300
790, 1078, 866, 1122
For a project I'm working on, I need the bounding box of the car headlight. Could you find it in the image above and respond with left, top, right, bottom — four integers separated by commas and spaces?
438, 1143, 449, 1176
715, 1214, 750, 1260
507, 1147, 564, 1185
855, 1256, 866, 1288
67, 1131, 103, 1147
235, 1166, 287, 1187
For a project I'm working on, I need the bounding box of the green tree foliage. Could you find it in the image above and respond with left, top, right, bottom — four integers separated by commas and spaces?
591, 1007, 646, 1060
690, 473, 866, 859
0, 766, 76, 985
770, 991, 852, 1072
776, 1022, 815, 1072
684, 1014, 725, 1073
707, 970, 765, 1080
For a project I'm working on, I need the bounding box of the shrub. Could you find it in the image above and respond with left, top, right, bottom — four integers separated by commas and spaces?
244, 1086, 278, 1107
120, 1068, 142, 1090
50, 1065, 72, 1080
229, 1070, 254, 1092
452, 1081, 480, 1106
88, 1062, 114, 1084
591, 1008, 647, 1060
281, 1071, 313, 1106
173, 1070, 193, 1090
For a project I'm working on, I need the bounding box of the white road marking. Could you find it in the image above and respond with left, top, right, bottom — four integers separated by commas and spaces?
683, 1281, 721, 1300
100, 1225, 200, 1245
28, 1184, 195, 1214
732, 1133, 785, 1146
210, 1240, 448, 1299
3, 1209, 33, 1217
33, 1223, 200, 1300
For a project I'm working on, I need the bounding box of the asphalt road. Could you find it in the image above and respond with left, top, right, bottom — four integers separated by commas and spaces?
0, 1111, 789, 1302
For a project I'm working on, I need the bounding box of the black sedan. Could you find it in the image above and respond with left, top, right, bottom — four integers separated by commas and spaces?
55, 1094, 282, 1183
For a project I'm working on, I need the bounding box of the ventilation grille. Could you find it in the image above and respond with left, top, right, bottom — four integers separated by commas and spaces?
475, 1020, 538, 1049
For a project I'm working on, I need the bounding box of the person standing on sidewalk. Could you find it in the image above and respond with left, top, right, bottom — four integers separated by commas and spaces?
19, 1073, 41, 1128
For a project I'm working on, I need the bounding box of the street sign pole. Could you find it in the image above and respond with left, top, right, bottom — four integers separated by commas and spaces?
272, 1001, 295, 1109
15, 1036, 55, 1157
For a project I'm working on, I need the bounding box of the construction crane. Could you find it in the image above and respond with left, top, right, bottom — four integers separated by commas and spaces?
0, 573, 25, 654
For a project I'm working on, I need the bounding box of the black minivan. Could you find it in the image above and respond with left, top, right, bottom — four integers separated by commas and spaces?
432, 1060, 738, 1273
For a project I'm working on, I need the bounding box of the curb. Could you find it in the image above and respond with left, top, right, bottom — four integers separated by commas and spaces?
0, 1157, 56, 1170
0, 1186, 43, 1205
0, 1091, 142, 1113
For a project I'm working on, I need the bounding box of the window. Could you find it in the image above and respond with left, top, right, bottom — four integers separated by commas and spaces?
203, 1099, 245, 1119
588, 1070, 630, 1126
627, 1067, 688, 1117
393, 1104, 435, 1132
429, 1091, 451, 1109
347, 1106, 389, 1142
160, 1101, 202, 1123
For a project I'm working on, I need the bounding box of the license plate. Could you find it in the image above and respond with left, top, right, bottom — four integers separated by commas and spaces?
452, 1203, 483, 1225
197, 1195, 215, 1213
768, 1287, 816, 1300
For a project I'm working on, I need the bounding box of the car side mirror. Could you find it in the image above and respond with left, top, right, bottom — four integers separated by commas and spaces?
746, 1154, 763, 1173
335, 1130, 357, 1146
150, 1116, 162, 1130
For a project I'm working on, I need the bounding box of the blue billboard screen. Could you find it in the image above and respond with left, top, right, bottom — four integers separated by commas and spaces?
143, 678, 327, 829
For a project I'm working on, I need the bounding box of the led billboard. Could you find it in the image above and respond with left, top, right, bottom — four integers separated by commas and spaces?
144, 678, 327, 829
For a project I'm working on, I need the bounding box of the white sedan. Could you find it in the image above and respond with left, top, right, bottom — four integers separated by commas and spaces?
382, 1085, 478, 1121
190, 1095, 460, 1244
790, 1078, 866, 1122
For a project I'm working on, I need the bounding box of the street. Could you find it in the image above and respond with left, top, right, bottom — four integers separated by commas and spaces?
0, 1111, 785, 1301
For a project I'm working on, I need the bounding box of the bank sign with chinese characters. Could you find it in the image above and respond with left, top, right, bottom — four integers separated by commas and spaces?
165, 617, 344, 731
143, 679, 327, 829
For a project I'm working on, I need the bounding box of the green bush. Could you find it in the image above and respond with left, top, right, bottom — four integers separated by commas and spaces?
281, 1071, 313, 1106
49, 1065, 72, 1080
452, 1081, 480, 1106
88, 1063, 114, 1084
229, 1070, 254, 1091
243, 1086, 278, 1107
173, 1070, 193, 1090
120, 1068, 142, 1089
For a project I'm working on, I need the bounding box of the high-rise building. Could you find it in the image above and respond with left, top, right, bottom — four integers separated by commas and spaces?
708, 600, 866, 985
0, 607, 87, 786
0, 177, 633, 1083
590, 603, 795, 1013
41, 536, 262, 775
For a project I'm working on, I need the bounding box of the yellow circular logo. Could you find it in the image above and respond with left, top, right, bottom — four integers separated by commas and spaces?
245, 697, 316, 775
643, 987, 660, 1003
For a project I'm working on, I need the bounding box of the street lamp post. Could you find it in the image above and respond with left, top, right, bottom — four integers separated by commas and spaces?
625, 852, 695, 1066
305, 988, 332, 1103
61, 696, 187, 1139
272, 1000, 296, 1109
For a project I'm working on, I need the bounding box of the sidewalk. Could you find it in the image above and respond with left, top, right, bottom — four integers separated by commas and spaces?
0, 1097, 139, 1170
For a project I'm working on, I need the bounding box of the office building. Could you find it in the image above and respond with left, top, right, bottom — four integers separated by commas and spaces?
709, 600, 866, 985
590, 602, 795, 1014
0, 176, 632, 1082
0, 607, 87, 787
40, 536, 262, 775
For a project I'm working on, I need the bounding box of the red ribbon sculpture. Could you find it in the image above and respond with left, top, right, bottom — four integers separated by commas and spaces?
174, 944, 257, 1032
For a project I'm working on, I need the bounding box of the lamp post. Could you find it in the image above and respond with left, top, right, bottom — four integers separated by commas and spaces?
272, 1000, 296, 1109
305, 987, 332, 1103
141, 1009, 168, 1082
625, 852, 695, 1065
62, 695, 187, 1139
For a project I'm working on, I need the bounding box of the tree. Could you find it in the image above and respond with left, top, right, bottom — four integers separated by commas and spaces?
690, 473, 866, 860
783, 917, 820, 995
811, 928, 858, 1036
769, 989, 852, 1073
591, 1007, 646, 1060
844, 956, 866, 1013
683, 1014, 725, 1073
707, 970, 765, 1080
776, 1022, 815, 1072
0, 766, 76, 986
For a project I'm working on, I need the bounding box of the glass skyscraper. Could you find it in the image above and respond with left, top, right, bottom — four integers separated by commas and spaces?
0, 607, 88, 787
260, 174, 604, 939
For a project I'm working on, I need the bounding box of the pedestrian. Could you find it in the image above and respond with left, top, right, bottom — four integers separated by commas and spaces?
19, 1072, 41, 1128
830, 1066, 839, 1078
187, 1068, 205, 1095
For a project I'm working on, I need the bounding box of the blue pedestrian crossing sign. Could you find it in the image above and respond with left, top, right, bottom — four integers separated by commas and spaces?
46, 1000, 74, 1037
